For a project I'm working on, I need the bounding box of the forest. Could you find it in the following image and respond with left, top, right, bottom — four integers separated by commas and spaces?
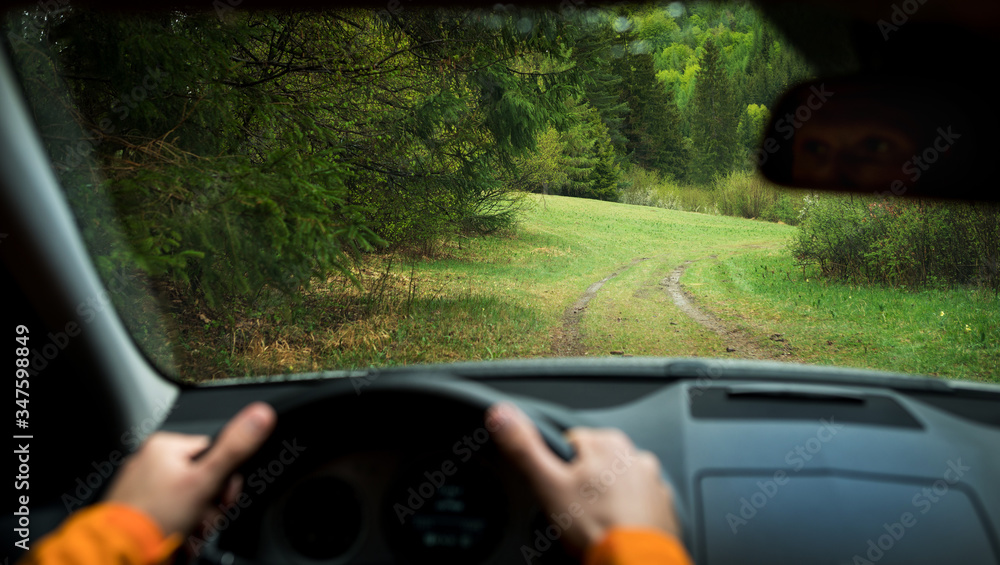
8, 2, 813, 302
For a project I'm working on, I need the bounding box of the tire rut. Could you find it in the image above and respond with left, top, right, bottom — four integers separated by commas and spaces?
662, 261, 786, 359
551, 258, 648, 356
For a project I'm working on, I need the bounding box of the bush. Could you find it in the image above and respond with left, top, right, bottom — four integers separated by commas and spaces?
618, 166, 666, 207
793, 194, 1000, 290
714, 170, 801, 225
618, 168, 803, 226
518, 102, 622, 202
618, 166, 717, 213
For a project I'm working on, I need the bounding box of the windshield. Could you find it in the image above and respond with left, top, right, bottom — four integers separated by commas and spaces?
4, 2, 997, 384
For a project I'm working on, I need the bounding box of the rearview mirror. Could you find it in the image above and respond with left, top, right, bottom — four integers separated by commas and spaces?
757, 77, 993, 201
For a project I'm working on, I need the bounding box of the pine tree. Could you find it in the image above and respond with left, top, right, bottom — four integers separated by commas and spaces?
689, 37, 739, 185
572, 24, 630, 154
585, 107, 622, 201
736, 104, 771, 169
615, 48, 687, 180
743, 21, 774, 107
17, 7, 578, 307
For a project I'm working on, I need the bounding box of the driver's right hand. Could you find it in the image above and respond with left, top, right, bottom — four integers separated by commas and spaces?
486, 402, 681, 557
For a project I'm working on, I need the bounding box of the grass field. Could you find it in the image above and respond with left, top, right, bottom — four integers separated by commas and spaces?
684, 252, 999, 382
188, 194, 998, 384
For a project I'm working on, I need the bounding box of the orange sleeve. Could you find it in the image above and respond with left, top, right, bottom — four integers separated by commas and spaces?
17, 503, 182, 565
584, 527, 693, 565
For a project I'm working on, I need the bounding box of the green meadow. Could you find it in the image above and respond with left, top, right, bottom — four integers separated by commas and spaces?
192, 194, 997, 384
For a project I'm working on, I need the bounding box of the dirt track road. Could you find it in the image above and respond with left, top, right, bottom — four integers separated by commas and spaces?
552, 256, 791, 359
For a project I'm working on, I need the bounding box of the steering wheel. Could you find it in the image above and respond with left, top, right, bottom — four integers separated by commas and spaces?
193, 375, 584, 565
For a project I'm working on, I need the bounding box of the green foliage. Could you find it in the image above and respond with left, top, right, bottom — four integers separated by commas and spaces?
571, 17, 631, 153
112, 152, 378, 306
634, 6, 681, 53
736, 104, 771, 169
10, 7, 583, 309
713, 170, 799, 224
519, 100, 622, 201
9, 2, 995, 383
793, 195, 1000, 290
643, 2, 813, 181
615, 47, 687, 180
688, 37, 739, 185
587, 128, 622, 201
617, 166, 717, 213
618, 166, 800, 224
524, 126, 568, 191
326, 9, 578, 245
10, 10, 388, 308
741, 22, 814, 108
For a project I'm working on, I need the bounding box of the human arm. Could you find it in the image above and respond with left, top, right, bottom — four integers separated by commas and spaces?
18, 402, 276, 565
486, 402, 692, 565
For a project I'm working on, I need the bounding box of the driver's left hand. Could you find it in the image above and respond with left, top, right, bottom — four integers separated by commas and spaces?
104, 402, 277, 537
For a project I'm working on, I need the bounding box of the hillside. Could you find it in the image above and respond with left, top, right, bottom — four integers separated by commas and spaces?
177, 195, 997, 383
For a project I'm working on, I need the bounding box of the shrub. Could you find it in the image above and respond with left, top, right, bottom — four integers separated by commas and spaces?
618, 165, 719, 213
618, 167, 803, 225
793, 194, 1000, 290
714, 170, 802, 225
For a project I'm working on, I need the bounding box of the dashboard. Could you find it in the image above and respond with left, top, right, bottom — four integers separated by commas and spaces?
194, 379, 579, 565
251, 449, 529, 564
163, 360, 1000, 565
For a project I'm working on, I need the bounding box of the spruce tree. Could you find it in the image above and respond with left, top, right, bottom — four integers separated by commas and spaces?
615, 48, 687, 180
571, 23, 630, 155
689, 37, 739, 185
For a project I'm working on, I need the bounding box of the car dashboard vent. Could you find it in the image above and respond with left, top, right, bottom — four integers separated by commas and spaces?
689, 386, 922, 429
